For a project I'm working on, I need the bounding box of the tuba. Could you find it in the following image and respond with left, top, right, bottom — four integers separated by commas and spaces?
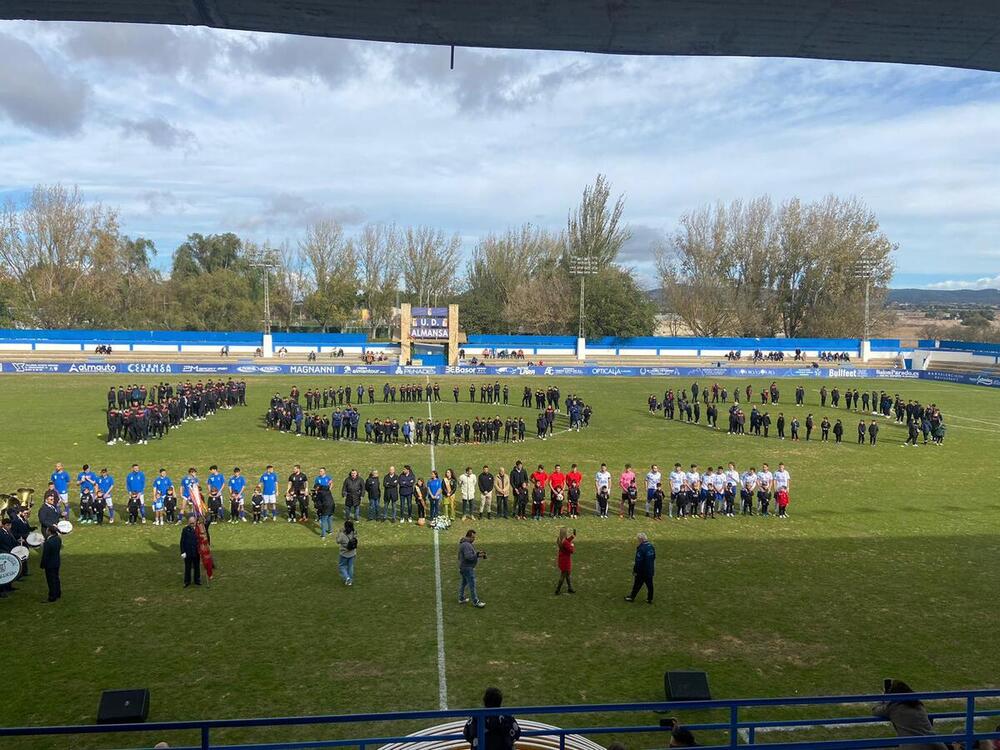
15, 487, 34, 510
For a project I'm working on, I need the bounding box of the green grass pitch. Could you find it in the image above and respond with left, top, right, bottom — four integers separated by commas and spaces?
1, 373, 998, 748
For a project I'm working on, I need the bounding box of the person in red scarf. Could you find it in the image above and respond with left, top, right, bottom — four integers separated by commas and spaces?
555, 527, 576, 595
548, 464, 566, 517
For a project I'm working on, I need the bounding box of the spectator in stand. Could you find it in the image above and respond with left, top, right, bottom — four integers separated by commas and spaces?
872, 680, 948, 750
463, 687, 520, 750
669, 726, 699, 747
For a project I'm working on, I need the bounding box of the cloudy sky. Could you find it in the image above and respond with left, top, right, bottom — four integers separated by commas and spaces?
1, 20, 999, 290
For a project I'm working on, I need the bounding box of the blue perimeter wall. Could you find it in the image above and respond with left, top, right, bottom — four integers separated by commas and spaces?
0, 329, 368, 346
0, 329, 990, 356
1, 361, 997, 388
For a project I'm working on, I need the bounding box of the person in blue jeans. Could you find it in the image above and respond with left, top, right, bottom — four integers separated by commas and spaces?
457, 529, 486, 608
335, 520, 357, 586
314, 468, 335, 540
398, 465, 415, 523
427, 470, 443, 519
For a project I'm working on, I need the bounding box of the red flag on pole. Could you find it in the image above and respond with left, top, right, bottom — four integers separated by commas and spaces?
188, 484, 215, 580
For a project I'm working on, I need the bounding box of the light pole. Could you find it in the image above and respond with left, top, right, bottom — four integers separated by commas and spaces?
569, 255, 598, 360
855, 253, 877, 361
251, 258, 277, 358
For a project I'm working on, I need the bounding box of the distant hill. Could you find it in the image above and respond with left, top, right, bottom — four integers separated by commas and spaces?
646, 287, 1000, 306
886, 288, 1000, 306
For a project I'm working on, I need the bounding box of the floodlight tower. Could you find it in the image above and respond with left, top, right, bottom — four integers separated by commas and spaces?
251, 257, 278, 358
569, 254, 598, 361
855, 252, 877, 362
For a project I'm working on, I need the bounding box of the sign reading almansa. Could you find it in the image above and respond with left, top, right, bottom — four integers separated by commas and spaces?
410, 307, 449, 339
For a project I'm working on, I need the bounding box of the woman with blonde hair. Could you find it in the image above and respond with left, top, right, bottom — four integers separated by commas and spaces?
442, 469, 456, 519
555, 527, 576, 595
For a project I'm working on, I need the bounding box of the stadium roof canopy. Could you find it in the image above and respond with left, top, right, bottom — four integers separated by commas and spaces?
3, 0, 1000, 72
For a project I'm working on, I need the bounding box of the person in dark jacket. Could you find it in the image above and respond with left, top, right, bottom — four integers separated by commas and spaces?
872, 680, 948, 750
382, 466, 399, 522
314, 473, 336, 540
341, 469, 364, 521
179, 514, 201, 587
38, 495, 60, 532
463, 686, 520, 750
365, 470, 382, 521
398, 466, 416, 523
0, 517, 17, 597
40, 525, 62, 602
625, 533, 655, 604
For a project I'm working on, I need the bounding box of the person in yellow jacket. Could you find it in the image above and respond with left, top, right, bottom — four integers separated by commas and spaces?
442, 468, 457, 520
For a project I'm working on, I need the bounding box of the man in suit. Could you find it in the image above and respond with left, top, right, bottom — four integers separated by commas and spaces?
180, 515, 201, 587
38, 490, 60, 532
40, 525, 62, 602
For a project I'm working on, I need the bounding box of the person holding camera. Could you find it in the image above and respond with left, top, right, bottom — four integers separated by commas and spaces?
458, 529, 486, 608
555, 527, 576, 595
335, 520, 358, 586
872, 680, 948, 750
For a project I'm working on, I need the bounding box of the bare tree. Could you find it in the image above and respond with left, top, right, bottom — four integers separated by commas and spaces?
401, 226, 461, 307
464, 224, 562, 332
566, 174, 631, 268
356, 223, 401, 337
658, 194, 895, 337
0, 184, 120, 326
300, 219, 351, 291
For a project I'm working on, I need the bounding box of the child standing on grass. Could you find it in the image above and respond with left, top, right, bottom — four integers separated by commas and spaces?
164, 487, 177, 524
531, 482, 545, 520
776, 487, 790, 517
626, 479, 638, 520
152, 491, 165, 526
652, 482, 665, 520
251, 485, 264, 524
597, 485, 610, 518
127, 492, 141, 524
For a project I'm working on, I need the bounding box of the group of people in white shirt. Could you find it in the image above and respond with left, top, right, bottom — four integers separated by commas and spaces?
593, 462, 792, 520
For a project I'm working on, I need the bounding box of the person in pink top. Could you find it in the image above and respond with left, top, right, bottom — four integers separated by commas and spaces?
618, 464, 635, 519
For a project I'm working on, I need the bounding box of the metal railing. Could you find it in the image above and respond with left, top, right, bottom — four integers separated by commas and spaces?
3, 689, 1000, 750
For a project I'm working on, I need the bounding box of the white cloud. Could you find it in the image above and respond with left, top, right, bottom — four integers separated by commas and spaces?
0, 20, 999, 285
925, 274, 1000, 291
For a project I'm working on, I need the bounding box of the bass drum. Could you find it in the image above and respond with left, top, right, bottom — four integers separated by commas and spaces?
0, 552, 19, 585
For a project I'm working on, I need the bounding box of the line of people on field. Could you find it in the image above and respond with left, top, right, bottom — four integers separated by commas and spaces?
105, 380, 247, 445
41, 457, 793, 536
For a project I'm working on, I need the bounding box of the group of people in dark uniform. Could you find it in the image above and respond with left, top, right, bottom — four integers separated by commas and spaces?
646, 382, 946, 447
265, 385, 593, 446
105, 380, 247, 444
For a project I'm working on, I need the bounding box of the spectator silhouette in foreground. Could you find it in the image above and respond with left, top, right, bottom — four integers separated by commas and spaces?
872, 680, 948, 750
463, 687, 520, 750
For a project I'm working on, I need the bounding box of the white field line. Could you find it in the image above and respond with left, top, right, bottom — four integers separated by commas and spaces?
426, 377, 448, 711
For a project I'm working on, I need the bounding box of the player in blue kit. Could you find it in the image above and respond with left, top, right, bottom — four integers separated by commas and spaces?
51, 462, 72, 519
76, 464, 98, 523
96, 468, 116, 524
207, 465, 226, 520
260, 465, 279, 520
153, 468, 174, 525
126, 463, 147, 523
228, 467, 247, 523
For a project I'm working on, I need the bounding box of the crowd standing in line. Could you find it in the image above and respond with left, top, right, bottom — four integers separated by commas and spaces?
105, 380, 247, 445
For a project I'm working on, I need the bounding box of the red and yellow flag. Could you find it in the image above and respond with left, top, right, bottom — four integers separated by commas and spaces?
188, 484, 215, 580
